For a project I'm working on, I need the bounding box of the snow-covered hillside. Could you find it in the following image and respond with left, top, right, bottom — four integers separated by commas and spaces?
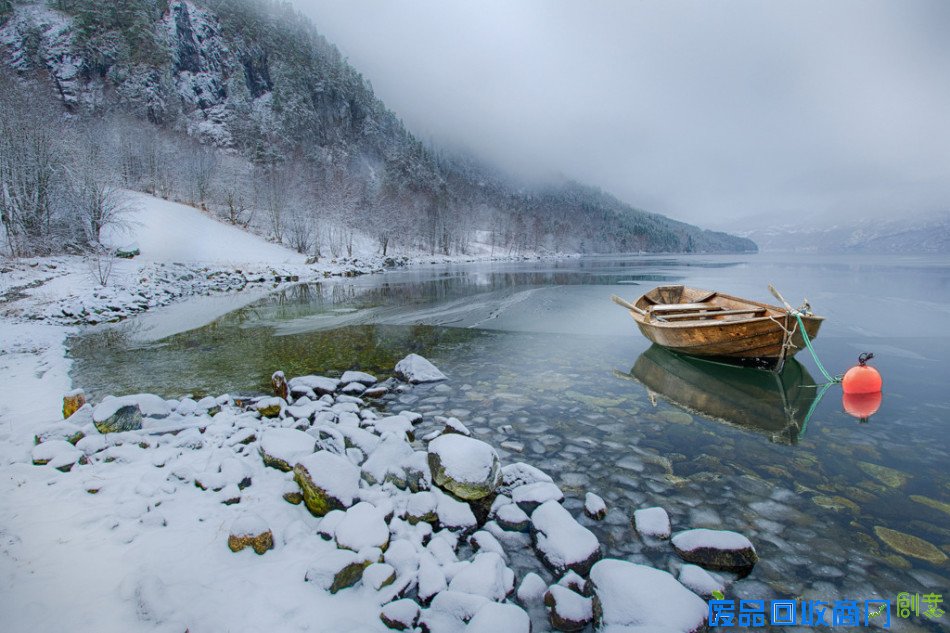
104, 193, 307, 265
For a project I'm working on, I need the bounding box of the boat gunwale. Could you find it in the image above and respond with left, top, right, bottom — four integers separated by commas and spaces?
630, 288, 825, 329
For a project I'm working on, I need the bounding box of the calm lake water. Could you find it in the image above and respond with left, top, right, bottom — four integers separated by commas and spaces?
69, 254, 950, 629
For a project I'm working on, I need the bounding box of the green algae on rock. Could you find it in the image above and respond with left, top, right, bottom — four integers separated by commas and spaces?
857, 461, 909, 488
873, 526, 947, 565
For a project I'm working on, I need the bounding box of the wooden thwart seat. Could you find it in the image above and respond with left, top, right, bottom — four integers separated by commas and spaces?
649, 303, 723, 313
657, 307, 767, 321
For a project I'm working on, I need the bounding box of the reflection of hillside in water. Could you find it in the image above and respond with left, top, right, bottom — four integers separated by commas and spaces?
631, 344, 820, 444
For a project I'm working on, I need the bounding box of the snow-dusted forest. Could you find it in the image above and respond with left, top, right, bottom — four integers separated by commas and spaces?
0, 0, 755, 260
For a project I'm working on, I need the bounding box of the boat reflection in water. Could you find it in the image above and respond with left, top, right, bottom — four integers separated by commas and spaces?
629, 344, 823, 444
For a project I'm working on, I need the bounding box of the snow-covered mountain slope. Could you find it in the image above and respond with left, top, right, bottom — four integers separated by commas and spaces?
104, 193, 307, 265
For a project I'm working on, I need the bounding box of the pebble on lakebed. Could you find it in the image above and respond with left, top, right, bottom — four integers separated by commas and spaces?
36, 352, 769, 631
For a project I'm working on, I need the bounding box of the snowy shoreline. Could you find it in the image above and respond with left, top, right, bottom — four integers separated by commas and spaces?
12, 351, 756, 632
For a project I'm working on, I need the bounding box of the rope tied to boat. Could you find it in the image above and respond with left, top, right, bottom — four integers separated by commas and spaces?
793, 312, 841, 384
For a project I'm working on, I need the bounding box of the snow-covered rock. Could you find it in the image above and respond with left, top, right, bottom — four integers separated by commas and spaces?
589, 559, 707, 632
305, 547, 381, 594
531, 500, 601, 576
416, 552, 448, 603
362, 432, 415, 486
335, 502, 390, 552
259, 427, 315, 471
271, 370, 289, 399
544, 584, 593, 632
31, 440, 81, 471
254, 396, 285, 418
467, 602, 531, 633
427, 434, 501, 500
293, 450, 361, 516
373, 415, 414, 440
677, 564, 726, 599
584, 492, 607, 520
341, 370, 377, 385
394, 353, 447, 383
91, 398, 143, 433
447, 551, 514, 600
380, 599, 420, 630
362, 562, 397, 591
499, 461, 553, 493
227, 513, 274, 555
671, 529, 758, 573
511, 481, 564, 512
495, 502, 531, 532
633, 506, 671, 539
62, 388, 86, 419
404, 491, 438, 524
289, 375, 340, 396
469, 530, 507, 561
420, 590, 488, 631
432, 488, 478, 532
440, 416, 471, 436
517, 572, 548, 603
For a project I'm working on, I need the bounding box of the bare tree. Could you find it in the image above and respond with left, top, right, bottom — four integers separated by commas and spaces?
67, 125, 131, 245
0, 78, 73, 256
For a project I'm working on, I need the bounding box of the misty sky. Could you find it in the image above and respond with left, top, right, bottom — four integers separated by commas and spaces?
297, 1, 950, 226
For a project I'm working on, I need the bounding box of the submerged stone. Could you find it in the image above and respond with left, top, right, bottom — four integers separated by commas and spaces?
873, 526, 947, 565
910, 495, 950, 517
857, 461, 909, 488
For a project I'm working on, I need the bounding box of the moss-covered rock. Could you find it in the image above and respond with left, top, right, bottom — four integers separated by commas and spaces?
293, 451, 360, 517
228, 514, 274, 555
427, 434, 501, 501
92, 402, 142, 433
62, 389, 86, 419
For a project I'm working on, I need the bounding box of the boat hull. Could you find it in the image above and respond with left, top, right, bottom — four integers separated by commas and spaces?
622, 285, 824, 364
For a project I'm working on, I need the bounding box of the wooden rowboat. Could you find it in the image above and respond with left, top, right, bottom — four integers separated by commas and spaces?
611, 285, 823, 366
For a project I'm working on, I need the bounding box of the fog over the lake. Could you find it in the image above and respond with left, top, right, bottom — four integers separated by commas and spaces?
297, 1, 950, 226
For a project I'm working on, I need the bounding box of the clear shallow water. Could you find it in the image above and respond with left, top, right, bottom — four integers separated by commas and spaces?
69, 254, 949, 626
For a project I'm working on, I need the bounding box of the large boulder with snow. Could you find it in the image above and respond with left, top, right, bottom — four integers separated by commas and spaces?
394, 354, 446, 383
427, 434, 501, 500
588, 559, 708, 632
531, 500, 601, 576
227, 514, 274, 555
293, 451, 361, 516
671, 528, 758, 574
259, 428, 315, 471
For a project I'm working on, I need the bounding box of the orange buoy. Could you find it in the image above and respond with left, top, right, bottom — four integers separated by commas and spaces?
842, 391, 883, 421
841, 352, 882, 394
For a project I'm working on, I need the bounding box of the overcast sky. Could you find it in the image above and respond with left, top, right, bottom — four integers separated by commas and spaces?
296, 1, 950, 226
